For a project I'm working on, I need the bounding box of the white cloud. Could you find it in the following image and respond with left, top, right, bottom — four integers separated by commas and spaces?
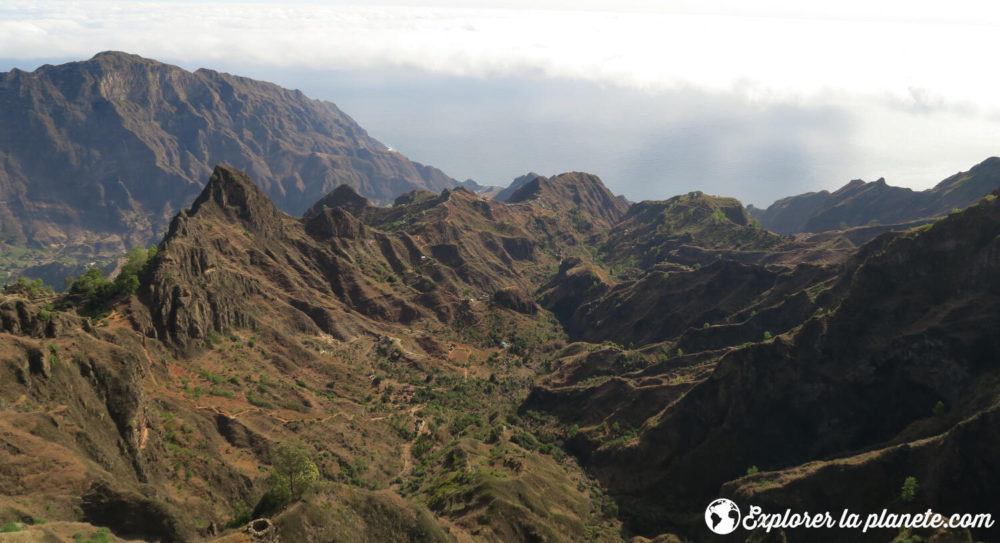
2, 1, 999, 112
1, 1, 997, 200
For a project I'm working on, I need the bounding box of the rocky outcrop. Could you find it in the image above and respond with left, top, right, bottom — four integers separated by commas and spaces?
506, 172, 629, 231
494, 172, 546, 202
492, 286, 538, 315
144, 165, 285, 347
302, 184, 373, 219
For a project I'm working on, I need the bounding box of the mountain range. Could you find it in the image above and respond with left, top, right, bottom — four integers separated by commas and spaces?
748, 157, 1000, 234
1, 53, 999, 543
3, 52, 999, 292
1, 161, 998, 542
0, 52, 454, 283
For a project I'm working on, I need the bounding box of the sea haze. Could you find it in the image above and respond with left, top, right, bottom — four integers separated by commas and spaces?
209, 64, 999, 207
2, 56, 995, 207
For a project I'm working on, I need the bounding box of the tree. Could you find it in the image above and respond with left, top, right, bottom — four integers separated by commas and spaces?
268, 440, 319, 505
68, 267, 114, 299
113, 245, 157, 295
66, 245, 158, 318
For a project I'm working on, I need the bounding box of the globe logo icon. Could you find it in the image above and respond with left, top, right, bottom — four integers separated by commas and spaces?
705, 498, 741, 535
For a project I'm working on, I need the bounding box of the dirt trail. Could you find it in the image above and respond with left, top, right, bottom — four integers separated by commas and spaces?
137, 339, 159, 386
395, 406, 430, 481
383, 404, 429, 487
400, 442, 414, 475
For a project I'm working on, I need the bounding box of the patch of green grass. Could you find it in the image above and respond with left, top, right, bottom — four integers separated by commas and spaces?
247, 392, 273, 409
210, 387, 234, 399
199, 369, 225, 384
73, 526, 112, 543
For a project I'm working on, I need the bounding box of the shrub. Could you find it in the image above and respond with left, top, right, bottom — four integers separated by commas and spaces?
72, 527, 111, 543
246, 393, 273, 409
4, 276, 52, 299
199, 370, 224, 384
511, 429, 540, 450
901, 476, 918, 502
746, 465, 759, 475
567, 424, 580, 438
210, 387, 234, 399
932, 401, 946, 416
412, 435, 435, 460
226, 502, 253, 529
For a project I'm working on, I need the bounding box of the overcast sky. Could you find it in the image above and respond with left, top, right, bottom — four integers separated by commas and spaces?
1, 0, 998, 206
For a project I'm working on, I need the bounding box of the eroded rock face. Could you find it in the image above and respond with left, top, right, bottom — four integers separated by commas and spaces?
492, 286, 538, 315
505, 172, 629, 231
5, 141, 1000, 543
144, 166, 281, 348
142, 164, 622, 352
529, 191, 1000, 541
0, 51, 454, 264
81, 482, 187, 542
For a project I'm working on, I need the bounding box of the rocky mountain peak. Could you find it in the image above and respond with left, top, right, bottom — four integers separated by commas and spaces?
304, 184, 371, 219
494, 172, 546, 202
506, 172, 628, 229
188, 165, 283, 235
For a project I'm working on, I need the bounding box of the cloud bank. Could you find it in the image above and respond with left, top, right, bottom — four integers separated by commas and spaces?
1, 1, 998, 204
3, 1, 999, 111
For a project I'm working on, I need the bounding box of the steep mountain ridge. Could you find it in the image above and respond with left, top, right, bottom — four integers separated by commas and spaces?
1, 165, 633, 542
0, 160, 997, 542
749, 157, 1000, 234
600, 191, 850, 270
527, 191, 1000, 542
0, 51, 454, 270
505, 172, 629, 231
